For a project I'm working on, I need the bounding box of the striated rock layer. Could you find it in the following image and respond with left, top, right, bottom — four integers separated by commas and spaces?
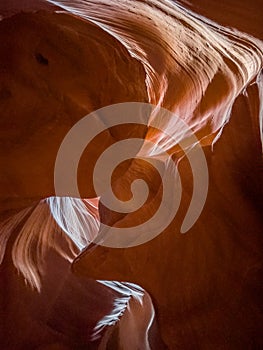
0, 0, 263, 349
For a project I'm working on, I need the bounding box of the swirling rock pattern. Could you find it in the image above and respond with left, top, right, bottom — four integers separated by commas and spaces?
0, 0, 262, 349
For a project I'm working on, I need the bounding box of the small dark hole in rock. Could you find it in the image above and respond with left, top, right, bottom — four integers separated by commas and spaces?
0, 87, 12, 100
35, 53, 49, 65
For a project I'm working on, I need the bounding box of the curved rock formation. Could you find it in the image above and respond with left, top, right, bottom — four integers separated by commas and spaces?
0, 0, 262, 348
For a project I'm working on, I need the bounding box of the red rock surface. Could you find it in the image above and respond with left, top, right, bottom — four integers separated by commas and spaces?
0, 1, 262, 349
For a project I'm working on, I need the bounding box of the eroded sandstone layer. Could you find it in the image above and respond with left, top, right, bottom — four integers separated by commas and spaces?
0, 0, 262, 349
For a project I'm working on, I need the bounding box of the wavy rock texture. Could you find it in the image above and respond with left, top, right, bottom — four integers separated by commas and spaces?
0, 0, 263, 349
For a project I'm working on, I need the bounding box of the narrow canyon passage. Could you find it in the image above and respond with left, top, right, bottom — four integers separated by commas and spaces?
0, 1, 262, 349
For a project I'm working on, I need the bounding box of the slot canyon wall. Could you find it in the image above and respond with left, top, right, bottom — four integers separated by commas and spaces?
0, 0, 262, 349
